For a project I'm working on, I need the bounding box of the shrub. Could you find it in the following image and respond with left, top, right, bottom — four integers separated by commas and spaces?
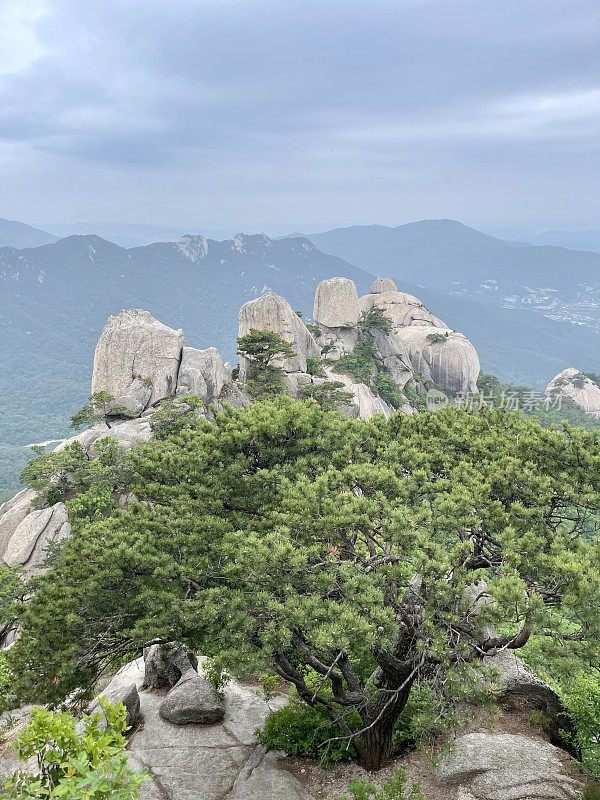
374, 373, 404, 409
425, 333, 447, 345
256, 700, 358, 768
299, 381, 354, 411
237, 330, 297, 398
305, 322, 321, 337
0, 653, 16, 715
327, 770, 427, 800
359, 308, 394, 333
1, 700, 148, 799
150, 395, 203, 439
306, 356, 326, 377
333, 340, 378, 386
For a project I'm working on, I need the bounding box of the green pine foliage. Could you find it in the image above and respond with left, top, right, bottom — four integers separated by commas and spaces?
298, 381, 354, 411
358, 308, 394, 333
333, 340, 378, 386
9, 397, 600, 770
237, 329, 297, 398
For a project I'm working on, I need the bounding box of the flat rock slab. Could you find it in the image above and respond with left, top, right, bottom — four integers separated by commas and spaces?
129, 676, 313, 800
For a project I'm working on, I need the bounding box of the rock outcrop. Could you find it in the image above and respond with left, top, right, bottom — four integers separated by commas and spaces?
545, 367, 600, 416
143, 642, 199, 689
2, 502, 70, 573
359, 290, 447, 328
92, 309, 188, 411
313, 277, 360, 328
396, 326, 480, 397
238, 292, 319, 374
94, 657, 312, 800
176, 346, 231, 402
159, 670, 225, 725
0, 488, 37, 562
369, 277, 398, 294
437, 732, 581, 799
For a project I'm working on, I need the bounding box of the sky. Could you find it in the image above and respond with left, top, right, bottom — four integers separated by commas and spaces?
0, 0, 598, 234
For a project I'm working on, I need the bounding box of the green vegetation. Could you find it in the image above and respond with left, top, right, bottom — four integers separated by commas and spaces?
328, 771, 427, 800
298, 381, 353, 411
237, 329, 297, 398
149, 394, 203, 438
476, 373, 600, 431
70, 392, 122, 431
333, 339, 378, 386
306, 355, 326, 377
425, 332, 448, 344
359, 307, 394, 333
0, 700, 148, 799
8, 397, 600, 771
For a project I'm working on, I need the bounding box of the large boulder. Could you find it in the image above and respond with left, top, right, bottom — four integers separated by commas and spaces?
85, 683, 141, 730
238, 292, 319, 374
370, 277, 398, 294
396, 326, 480, 397
359, 291, 447, 328
143, 642, 199, 689
314, 277, 360, 328
3, 502, 70, 573
0, 489, 37, 562
436, 732, 581, 799
159, 670, 225, 725
54, 416, 153, 459
545, 368, 600, 416
176, 346, 231, 403
92, 309, 188, 411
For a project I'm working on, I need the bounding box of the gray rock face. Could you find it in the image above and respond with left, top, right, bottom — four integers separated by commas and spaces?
238, 292, 319, 374
143, 642, 198, 689
86, 682, 140, 730
359, 291, 447, 328
324, 368, 394, 420
396, 326, 480, 397
370, 277, 398, 294
545, 367, 600, 416
0, 489, 37, 562
176, 346, 231, 402
115, 379, 153, 417
437, 732, 581, 799
313, 277, 360, 328
55, 416, 153, 459
315, 324, 359, 362
123, 657, 312, 800
3, 502, 70, 572
159, 670, 225, 725
92, 309, 188, 410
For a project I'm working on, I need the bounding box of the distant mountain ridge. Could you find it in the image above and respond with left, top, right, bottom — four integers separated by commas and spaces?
0, 218, 57, 249
3, 222, 600, 494
305, 219, 600, 332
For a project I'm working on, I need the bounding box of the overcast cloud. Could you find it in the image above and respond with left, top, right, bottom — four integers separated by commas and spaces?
0, 0, 598, 232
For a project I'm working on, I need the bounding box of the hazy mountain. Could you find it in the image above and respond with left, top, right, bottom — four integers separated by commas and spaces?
306, 220, 600, 332
528, 230, 600, 253
42, 223, 239, 248
0, 218, 57, 249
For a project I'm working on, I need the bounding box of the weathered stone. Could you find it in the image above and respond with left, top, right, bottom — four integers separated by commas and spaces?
115, 379, 153, 417
176, 346, 231, 402
0, 489, 37, 562
238, 292, 319, 374
436, 733, 581, 799
315, 324, 359, 362
3, 503, 70, 572
395, 326, 480, 397
313, 277, 360, 328
370, 277, 398, 294
92, 309, 188, 409
55, 416, 153, 459
159, 670, 225, 725
369, 328, 413, 386
545, 368, 600, 417
86, 683, 140, 729
359, 291, 447, 328
324, 368, 394, 420
143, 642, 198, 689
177, 234, 208, 262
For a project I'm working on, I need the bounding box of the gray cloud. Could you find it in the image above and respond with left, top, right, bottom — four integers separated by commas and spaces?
0, 0, 598, 231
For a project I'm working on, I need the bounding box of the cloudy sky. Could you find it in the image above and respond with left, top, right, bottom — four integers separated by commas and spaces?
0, 0, 598, 234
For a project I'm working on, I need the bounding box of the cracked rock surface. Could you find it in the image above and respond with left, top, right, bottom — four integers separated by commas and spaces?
103, 658, 312, 800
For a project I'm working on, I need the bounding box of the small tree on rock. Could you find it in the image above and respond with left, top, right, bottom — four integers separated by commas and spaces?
237, 329, 297, 397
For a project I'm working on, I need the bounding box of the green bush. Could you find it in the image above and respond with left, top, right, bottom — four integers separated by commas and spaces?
328, 769, 427, 800
299, 381, 353, 411
150, 395, 203, 439
0, 699, 148, 799
333, 340, 378, 386
425, 333, 448, 345
0, 653, 16, 715
359, 308, 394, 333
256, 700, 357, 768
374, 373, 404, 409
306, 356, 326, 377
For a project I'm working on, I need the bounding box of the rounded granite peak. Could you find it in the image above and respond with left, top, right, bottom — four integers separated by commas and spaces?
369, 277, 398, 294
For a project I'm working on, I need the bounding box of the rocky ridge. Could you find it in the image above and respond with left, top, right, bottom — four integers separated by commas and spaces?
545, 367, 600, 417
0, 274, 481, 576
